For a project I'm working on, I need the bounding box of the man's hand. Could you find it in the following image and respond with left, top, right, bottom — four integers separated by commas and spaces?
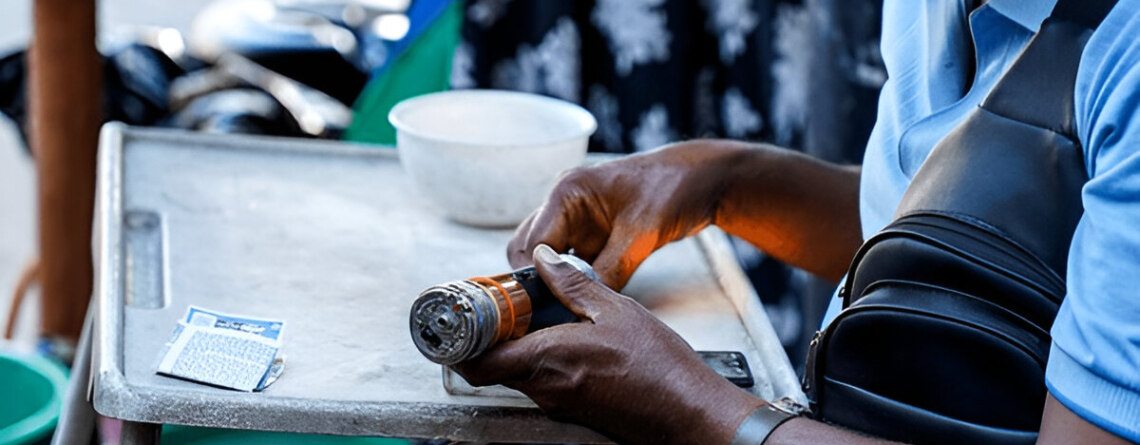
508, 140, 863, 288
456, 245, 764, 445
507, 142, 736, 289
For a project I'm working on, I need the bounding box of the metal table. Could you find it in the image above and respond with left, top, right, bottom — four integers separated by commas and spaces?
89, 124, 805, 443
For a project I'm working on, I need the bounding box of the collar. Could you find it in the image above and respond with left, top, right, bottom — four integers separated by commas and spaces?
983, 0, 1057, 32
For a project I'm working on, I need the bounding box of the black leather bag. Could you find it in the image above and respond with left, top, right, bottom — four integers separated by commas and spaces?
802, 2, 1117, 444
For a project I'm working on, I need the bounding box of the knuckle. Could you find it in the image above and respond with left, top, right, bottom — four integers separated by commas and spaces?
559, 165, 593, 184
564, 368, 589, 393
550, 167, 594, 199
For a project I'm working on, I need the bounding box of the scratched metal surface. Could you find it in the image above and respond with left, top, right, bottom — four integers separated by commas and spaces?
92, 124, 805, 443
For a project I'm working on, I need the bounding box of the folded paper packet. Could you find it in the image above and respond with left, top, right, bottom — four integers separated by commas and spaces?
156, 306, 286, 392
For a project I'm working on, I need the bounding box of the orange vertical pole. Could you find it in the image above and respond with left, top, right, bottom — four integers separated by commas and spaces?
29, 0, 101, 341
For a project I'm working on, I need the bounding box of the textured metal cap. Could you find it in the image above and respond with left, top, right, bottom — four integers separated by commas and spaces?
409, 281, 500, 365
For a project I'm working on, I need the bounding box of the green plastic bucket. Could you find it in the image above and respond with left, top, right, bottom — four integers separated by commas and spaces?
0, 352, 69, 445
161, 426, 413, 445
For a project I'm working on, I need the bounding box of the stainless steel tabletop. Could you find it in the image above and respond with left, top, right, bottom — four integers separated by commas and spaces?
92, 124, 805, 443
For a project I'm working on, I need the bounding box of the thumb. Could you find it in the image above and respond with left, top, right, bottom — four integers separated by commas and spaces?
532, 244, 612, 321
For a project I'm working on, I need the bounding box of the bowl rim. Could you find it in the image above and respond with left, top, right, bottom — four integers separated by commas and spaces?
388, 89, 598, 149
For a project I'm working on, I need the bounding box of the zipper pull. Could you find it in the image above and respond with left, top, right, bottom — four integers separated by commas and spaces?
802, 330, 825, 394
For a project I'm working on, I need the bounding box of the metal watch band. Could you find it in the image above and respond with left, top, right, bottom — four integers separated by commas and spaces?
729, 403, 799, 445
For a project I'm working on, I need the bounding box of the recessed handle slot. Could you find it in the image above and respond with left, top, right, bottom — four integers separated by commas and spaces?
124, 209, 168, 309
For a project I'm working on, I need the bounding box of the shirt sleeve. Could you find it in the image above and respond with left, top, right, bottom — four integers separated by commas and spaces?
1047, 2, 1140, 441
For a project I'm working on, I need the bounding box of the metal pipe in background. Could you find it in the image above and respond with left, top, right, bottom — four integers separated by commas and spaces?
29, 0, 102, 341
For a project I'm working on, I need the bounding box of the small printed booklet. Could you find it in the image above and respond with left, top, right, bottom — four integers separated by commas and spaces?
156, 306, 285, 392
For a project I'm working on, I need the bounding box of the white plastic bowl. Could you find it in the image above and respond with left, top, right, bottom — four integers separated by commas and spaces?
389, 90, 597, 227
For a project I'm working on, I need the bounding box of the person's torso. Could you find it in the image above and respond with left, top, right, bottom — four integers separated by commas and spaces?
823, 2, 1140, 439
858, 0, 1057, 239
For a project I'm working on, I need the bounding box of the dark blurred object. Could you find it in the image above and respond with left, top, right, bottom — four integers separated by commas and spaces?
0, 28, 192, 153
0, 20, 365, 147
167, 66, 301, 135
169, 54, 353, 138
0, 51, 30, 151
103, 43, 188, 127
171, 88, 302, 135
187, 0, 412, 105
242, 51, 367, 106
218, 54, 353, 138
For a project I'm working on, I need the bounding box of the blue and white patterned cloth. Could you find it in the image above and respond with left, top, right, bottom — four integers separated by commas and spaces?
450, 0, 885, 158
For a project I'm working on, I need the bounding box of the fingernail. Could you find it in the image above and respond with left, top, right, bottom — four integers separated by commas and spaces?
533, 244, 565, 265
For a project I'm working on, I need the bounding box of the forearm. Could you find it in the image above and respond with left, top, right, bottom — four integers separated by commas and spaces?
763, 416, 902, 445
702, 140, 863, 282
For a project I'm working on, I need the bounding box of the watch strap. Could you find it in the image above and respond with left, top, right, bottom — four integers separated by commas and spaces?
729, 403, 798, 445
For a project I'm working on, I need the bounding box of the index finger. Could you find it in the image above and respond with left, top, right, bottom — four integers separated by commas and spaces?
507, 178, 610, 267
507, 211, 543, 268
507, 204, 572, 269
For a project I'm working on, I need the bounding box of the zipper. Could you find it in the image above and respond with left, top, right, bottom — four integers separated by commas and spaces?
802, 329, 825, 399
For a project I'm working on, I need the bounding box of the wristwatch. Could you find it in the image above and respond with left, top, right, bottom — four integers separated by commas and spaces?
729, 397, 809, 445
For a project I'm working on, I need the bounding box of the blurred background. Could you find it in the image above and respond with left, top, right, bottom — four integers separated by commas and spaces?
0, 1, 886, 442
0, 0, 215, 347
0, 0, 885, 380
0, 0, 884, 362
0, 0, 37, 347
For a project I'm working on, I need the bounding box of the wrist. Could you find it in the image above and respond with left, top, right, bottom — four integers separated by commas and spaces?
670, 365, 767, 445
728, 400, 805, 445
708, 142, 784, 229
626, 139, 751, 238
658, 139, 766, 228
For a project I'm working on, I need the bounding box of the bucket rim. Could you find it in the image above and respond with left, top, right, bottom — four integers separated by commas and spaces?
0, 352, 69, 444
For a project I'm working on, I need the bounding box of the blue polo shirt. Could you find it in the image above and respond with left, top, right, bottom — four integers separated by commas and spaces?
822, 0, 1140, 440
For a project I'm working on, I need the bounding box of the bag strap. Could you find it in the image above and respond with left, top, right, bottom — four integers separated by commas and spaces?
980, 0, 1118, 140
1051, 0, 1119, 30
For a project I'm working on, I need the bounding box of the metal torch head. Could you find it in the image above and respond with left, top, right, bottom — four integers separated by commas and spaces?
409, 280, 501, 365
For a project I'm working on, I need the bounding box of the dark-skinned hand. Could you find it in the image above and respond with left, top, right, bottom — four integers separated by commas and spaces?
506, 142, 737, 290
455, 244, 763, 445
507, 140, 863, 289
